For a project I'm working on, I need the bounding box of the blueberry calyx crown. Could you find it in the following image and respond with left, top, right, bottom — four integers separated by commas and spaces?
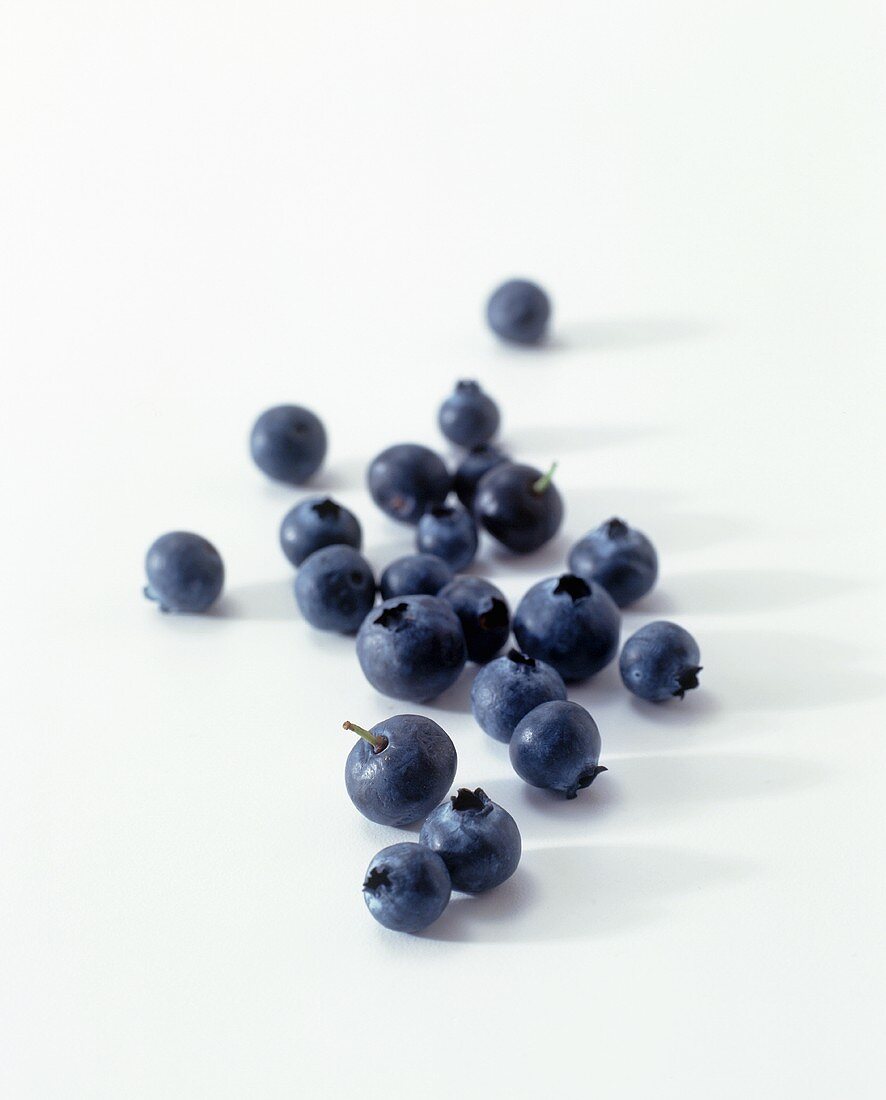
605, 517, 629, 539
673, 666, 703, 699
451, 787, 492, 814
312, 498, 342, 521
363, 867, 391, 893
456, 380, 481, 394
553, 574, 591, 602
566, 765, 608, 800
532, 461, 559, 496
430, 504, 455, 519
343, 721, 388, 754
478, 599, 508, 632
375, 603, 409, 630
507, 648, 536, 668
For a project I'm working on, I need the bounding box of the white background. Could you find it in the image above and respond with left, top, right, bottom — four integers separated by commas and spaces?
2, 3, 885, 1097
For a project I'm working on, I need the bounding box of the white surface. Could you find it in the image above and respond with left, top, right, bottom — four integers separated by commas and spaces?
2, 3, 885, 1097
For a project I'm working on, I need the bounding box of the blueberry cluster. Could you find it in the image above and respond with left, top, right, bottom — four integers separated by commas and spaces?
143, 279, 703, 935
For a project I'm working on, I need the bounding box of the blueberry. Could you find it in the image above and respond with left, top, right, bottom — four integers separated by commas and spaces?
438, 576, 510, 664
568, 518, 658, 607
250, 405, 327, 485
344, 714, 457, 827
367, 443, 451, 525
416, 502, 478, 572
453, 443, 509, 511
509, 700, 606, 799
619, 621, 702, 702
380, 554, 453, 600
486, 278, 551, 344
356, 595, 467, 702
438, 380, 500, 447
144, 531, 224, 613
513, 574, 620, 682
419, 788, 521, 894
294, 545, 376, 633
470, 648, 567, 743
363, 843, 451, 933
474, 461, 563, 554
279, 496, 362, 568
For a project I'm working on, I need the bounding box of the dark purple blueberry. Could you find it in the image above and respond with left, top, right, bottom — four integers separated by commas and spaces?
474, 461, 563, 554
470, 648, 567, 743
367, 443, 451, 525
438, 380, 500, 447
438, 576, 510, 664
509, 700, 606, 799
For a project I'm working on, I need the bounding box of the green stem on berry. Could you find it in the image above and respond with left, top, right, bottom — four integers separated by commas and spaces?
533, 461, 558, 495
342, 720, 386, 751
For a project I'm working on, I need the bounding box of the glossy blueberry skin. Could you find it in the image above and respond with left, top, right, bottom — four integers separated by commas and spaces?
568, 518, 658, 607
510, 700, 606, 799
454, 444, 510, 511
356, 595, 467, 703
438, 577, 510, 664
416, 502, 478, 572
474, 462, 563, 554
367, 443, 451, 525
294, 545, 376, 633
486, 279, 551, 344
379, 554, 453, 600
438, 381, 500, 447
419, 788, 521, 894
363, 843, 452, 933
345, 714, 457, 827
513, 574, 621, 682
144, 531, 224, 613
619, 621, 702, 702
250, 405, 327, 485
279, 496, 362, 568
470, 648, 567, 743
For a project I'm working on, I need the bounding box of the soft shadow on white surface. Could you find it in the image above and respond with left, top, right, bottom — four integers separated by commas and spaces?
501, 422, 666, 456
422, 841, 746, 944
488, 316, 714, 359
698, 630, 886, 712
476, 751, 825, 843
429, 665, 478, 714
311, 457, 372, 494
663, 569, 862, 614
478, 531, 573, 575
216, 579, 297, 621
561, 316, 716, 352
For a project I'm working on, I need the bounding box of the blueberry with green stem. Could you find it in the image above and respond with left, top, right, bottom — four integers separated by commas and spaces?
509, 700, 606, 798
474, 461, 563, 554
619, 621, 702, 701
419, 788, 521, 893
363, 843, 452, 933
344, 714, 457, 826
